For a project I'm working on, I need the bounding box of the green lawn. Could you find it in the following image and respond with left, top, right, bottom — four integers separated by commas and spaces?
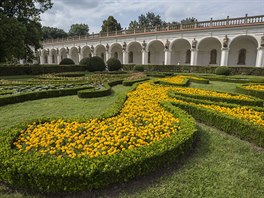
0, 79, 263, 198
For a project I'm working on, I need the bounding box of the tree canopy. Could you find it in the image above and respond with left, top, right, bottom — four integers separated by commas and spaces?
42, 26, 67, 40
128, 12, 165, 29
181, 17, 198, 24
101, 16, 122, 33
0, 0, 53, 63
68, 23, 89, 36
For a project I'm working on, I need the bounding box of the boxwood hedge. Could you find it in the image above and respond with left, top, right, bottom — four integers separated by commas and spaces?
236, 84, 264, 99
0, 101, 197, 193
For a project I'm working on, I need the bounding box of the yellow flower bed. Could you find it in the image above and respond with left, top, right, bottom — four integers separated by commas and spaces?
14, 82, 180, 159
172, 87, 254, 101
244, 84, 264, 91
14, 76, 263, 159
161, 75, 187, 84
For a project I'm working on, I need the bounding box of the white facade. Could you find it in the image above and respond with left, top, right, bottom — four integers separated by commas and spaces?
39, 15, 264, 67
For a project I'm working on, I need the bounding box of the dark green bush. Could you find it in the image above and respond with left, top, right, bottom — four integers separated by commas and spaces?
79, 57, 91, 66
133, 65, 144, 72
59, 58, 75, 65
106, 57, 122, 71
215, 66, 231, 75
86, 56, 106, 72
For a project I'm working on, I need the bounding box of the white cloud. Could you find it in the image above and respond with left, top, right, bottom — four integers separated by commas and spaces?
41, 0, 264, 33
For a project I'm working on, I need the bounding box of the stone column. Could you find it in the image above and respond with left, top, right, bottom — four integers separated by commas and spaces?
48, 53, 53, 64
142, 50, 148, 64
40, 54, 45, 64
19, 59, 24, 64
105, 51, 110, 62
220, 48, 229, 66
256, 47, 264, 67
122, 50, 128, 64
164, 50, 171, 65
79, 52, 83, 62
57, 53, 61, 64
190, 49, 198, 65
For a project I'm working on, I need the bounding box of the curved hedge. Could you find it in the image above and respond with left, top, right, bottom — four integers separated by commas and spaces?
236, 84, 264, 99
0, 93, 197, 193
0, 85, 93, 107
122, 78, 149, 86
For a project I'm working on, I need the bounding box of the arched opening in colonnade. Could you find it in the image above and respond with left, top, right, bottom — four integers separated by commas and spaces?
228, 35, 258, 66
82, 46, 92, 58
70, 47, 79, 64
147, 40, 164, 65
127, 42, 142, 64
197, 37, 221, 65
95, 45, 106, 61
170, 39, 191, 65
50, 49, 57, 64
60, 48, 67, 61
42, 50, 48, 64
110, 43, 123, 63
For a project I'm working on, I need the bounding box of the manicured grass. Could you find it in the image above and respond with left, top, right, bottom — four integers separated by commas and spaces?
0, 85, 131, 130
189, 81, 239, 93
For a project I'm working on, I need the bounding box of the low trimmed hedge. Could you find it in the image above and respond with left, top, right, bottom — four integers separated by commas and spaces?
122, 78, 149, 86
236, 84, 264, 99
171, 101, 264, 147
146, 72, 174, 78
77, 80, 124, 98
152, 78, 189, 87
0, 102, 197, 193
0, 85, 93, 106
170, 89, 263, 107
122, 64, 264, 76
53, 72, 86, 77
78, 83, 112, 98
198, 75, 264, 83
0, 64, 86, 76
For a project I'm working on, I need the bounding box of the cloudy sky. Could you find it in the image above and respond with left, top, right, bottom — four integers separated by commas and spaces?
40, 0, 264, 33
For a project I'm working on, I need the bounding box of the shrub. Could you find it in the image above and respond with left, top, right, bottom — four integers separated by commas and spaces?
79, 57, 91, 67
59, 58, 75, 65
215, 66, 231, 75
106, 57, 122, 71
133, 65, 144, 72
86, 56, 106, 72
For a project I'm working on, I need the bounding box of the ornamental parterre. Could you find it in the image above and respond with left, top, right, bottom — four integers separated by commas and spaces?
13, 76, 264, 159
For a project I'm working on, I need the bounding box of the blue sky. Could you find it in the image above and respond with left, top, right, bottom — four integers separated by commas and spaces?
40, 0, 264, 33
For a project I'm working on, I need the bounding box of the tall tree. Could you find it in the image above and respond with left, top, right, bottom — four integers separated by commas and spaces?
42, 26, 67, 39
101, 16, 122, 33
0, 0, 53, 63
128, 12, 165, 29
181, 17, 198, 24
68, 23, 89, 36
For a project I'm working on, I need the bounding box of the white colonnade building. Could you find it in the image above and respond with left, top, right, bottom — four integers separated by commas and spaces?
39, 14, 264, 67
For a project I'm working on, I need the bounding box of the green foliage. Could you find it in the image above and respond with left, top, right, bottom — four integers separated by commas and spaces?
0, 64, 86, 76
133, 65, 144, 72
79, 57, 91, 66
128, 12, 165, 29
123, 78, 149, 86
181, 17, 198, 24
171, 100, 264, 147
0, 101, 196, 192
215, 66, 231, 75
86, 56, 106, 72
0, 0, 53, 63
42, 26, 67, 39
107, 57, 122, 71
59, 58, 75, 65
0, 86, 93, 107
236, 84, 264, 99
78, 83, 112, 98
101, 16, 122, 33
68, 23, 89, 36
